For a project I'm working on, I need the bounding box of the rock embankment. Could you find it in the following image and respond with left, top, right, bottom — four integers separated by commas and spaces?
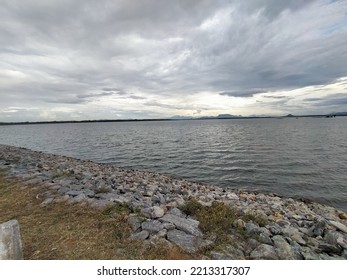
0, 144, 346, 260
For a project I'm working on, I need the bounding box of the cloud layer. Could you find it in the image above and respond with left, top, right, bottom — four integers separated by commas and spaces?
1, 0, 347, 121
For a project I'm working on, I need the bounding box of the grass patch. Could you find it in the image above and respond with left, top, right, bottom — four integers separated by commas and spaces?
0, 172, 191, 260
242, 211, 269, 227
181, 200, 237, 244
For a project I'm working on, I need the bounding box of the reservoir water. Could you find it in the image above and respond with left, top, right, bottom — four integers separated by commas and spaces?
0, 117, 346, 210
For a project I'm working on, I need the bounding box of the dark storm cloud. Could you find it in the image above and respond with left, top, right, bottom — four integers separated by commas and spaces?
1, 0, 347, 120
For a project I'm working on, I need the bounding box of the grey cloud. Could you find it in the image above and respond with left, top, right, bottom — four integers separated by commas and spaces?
239, 0, 317, 19
145, 101, 206, 111
45, 98, 85, 105
145, 101, 185, 110
262, 95, 289, 99
128, 95, 146, 100
77, 91, 115, 99
219, 89, 267, 97
102, 88, 121, 92
312, 95, 347, 107
303, 98, 323, 102
1, 0, 347, 120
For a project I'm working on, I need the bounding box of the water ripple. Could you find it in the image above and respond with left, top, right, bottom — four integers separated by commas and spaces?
0, 118, 346, 210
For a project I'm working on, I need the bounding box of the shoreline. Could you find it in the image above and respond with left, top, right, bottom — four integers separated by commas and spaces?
1, 144, 346, 259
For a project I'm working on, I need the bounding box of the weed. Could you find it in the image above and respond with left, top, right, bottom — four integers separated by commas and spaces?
180, 199, 203, 216
181, 200, 237, 244
242, 211, 269, 227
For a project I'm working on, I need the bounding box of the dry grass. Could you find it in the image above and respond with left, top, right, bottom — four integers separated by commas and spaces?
0, 172, 191, 260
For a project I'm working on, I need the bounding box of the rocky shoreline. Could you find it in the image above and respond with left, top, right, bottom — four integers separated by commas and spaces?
0, 144, 346, 260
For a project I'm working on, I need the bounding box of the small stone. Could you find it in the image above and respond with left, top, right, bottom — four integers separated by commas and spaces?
233, 219, 246, 230
250, 244, 278, 260
245, 221, 259, 234
272, 235, 296, 260
337, 237, 347, 250
141, 207, 152, 218
141, 220, 164, 234
162, 222, 175, 230
167, 229, 202, 253
291, 233, 306, 245
259, 232, 273, 245
226, 193, 239, 200
169, 207, 186, 218
309, 216, 327, 237
318, 243, 342, 255
73, 193, 87, 203
128, 215, 142, 232
290, 241, 304, 260
160, 214, 202, 237
131, 230, 149, 240
141, 206, 166, 219
151, 206, 165, 218
40, 197, 54, 207
0, 220, 23, 260
298, 227, 310, 235
282, 226, 300, 237
301, 247, 321, 260
277, 220, 290, 227
244, 238, 260, 255
66, 190, 84, 197
211, 252, 232, 260
338, 211, 347, 220
54, 195, 70, 203
156, 229, 167, 238
268, 222, 282, 235
223, 245, 245, 259
324, 230, 343, 246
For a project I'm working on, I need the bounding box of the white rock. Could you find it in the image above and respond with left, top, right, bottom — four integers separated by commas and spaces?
329, 221, 347, 234
151, 206, 165, 218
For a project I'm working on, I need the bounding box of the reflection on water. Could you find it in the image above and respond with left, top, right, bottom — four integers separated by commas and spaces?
0, 118, 346, 210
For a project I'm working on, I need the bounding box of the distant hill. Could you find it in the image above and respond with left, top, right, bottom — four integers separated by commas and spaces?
331, 112, 347, 116
216, 114, 242, 119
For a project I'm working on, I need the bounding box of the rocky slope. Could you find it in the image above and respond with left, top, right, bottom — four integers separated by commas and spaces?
0, 144, 346, 259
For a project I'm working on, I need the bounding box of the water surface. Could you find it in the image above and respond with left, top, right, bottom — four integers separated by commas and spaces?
0, 118, 346, 210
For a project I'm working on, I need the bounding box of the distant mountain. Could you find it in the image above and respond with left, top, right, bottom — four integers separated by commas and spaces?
169, 115, 193, 120
216, 114, 242, 119
330, 112, 347, 116
170, 114, 243, 120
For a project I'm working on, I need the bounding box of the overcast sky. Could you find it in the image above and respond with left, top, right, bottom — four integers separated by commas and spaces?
1, 0, 347, 121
